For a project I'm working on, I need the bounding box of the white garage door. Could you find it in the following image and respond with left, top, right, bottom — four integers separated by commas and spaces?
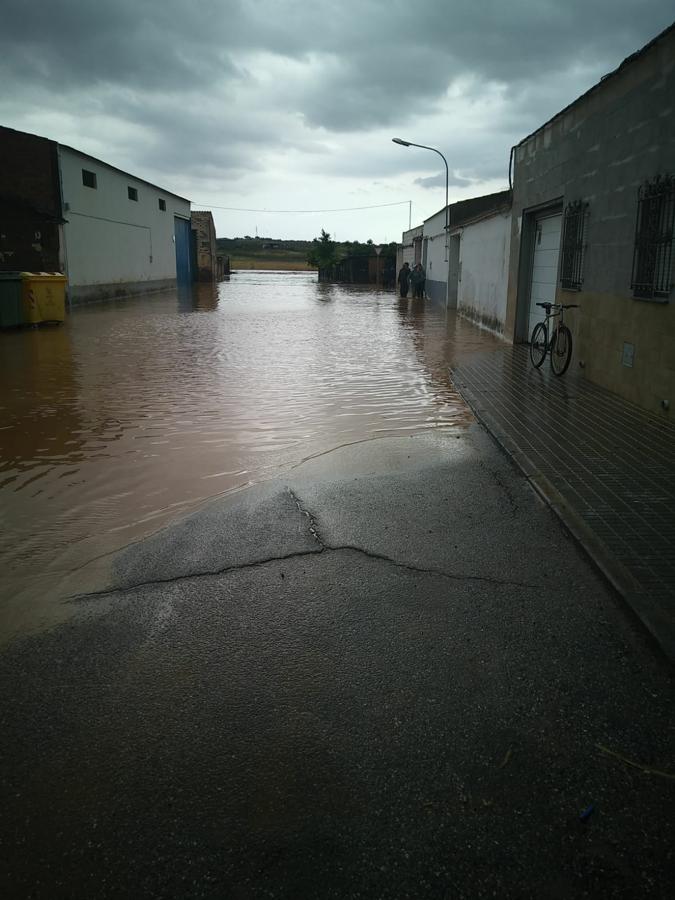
528, 213, 562, 337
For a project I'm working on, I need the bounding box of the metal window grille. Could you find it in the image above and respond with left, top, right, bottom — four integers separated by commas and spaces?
631, 174, 675, 300
560, 200, 588, 290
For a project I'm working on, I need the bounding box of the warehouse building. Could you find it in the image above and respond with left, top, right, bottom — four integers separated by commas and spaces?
0, 126, 192, 304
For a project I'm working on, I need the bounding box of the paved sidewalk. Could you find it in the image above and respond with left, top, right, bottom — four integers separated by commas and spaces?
451, 344, 675, 662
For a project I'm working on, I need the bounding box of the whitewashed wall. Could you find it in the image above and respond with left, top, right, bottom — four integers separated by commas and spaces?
58, 146, 190, 302
399, 224, 422, 268
458, 211, 511, 334
422, 209, 448, 304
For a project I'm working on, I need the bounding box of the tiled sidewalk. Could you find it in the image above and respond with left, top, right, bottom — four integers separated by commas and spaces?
450, 345, 675, 661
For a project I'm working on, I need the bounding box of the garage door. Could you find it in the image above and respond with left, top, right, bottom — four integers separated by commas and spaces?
528, 213, 562, 338
174, 216, 193, 284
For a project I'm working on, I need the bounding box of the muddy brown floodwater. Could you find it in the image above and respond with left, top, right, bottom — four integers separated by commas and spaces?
0, 271, 501, 637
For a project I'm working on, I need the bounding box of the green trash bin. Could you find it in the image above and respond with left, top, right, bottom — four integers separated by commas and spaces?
0, 272, 24, 328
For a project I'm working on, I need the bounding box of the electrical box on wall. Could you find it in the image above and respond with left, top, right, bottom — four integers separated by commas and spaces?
622, 342, 635, 368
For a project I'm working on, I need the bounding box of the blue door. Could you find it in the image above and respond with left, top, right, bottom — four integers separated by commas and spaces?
174, 217, 193, 283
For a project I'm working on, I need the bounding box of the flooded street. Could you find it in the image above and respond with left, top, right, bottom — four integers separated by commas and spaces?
4, 273, 673, 900
1, 271, 500, 635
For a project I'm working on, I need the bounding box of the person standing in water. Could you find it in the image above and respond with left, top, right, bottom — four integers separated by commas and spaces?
411, 263, 425, 299
397, 261, 411, 298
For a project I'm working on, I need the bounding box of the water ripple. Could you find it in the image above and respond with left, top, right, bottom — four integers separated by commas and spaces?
0, 271, 500, 612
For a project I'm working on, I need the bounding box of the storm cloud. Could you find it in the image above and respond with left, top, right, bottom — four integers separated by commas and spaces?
1, 0, 672, 240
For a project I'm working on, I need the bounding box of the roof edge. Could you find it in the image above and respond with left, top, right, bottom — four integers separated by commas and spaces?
0, 126, 190, 204
423, 189, 512, 225
516, 20, 675, 149
58, 143, 190, 203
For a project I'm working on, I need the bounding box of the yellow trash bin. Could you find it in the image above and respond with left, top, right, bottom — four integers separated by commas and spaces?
21, 272, 67, 325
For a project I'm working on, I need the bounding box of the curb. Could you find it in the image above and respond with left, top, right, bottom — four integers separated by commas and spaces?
455, 383, 674, 666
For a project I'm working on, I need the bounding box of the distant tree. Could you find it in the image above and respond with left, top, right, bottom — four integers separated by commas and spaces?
308, 229, 339, 269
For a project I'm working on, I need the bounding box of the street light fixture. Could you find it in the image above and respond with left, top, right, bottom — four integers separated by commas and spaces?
392, 137, 450, 307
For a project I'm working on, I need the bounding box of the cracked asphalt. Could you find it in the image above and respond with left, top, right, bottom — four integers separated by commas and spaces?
1, 426, 673, 899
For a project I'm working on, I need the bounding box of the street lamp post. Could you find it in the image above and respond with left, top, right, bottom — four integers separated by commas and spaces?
393, 137, 450, 308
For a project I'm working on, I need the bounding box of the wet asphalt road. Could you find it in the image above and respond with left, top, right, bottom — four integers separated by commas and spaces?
1, 427, 673, 898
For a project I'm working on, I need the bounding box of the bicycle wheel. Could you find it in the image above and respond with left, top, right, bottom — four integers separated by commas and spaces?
529, 322, 548, 368
550, 324, 573, 376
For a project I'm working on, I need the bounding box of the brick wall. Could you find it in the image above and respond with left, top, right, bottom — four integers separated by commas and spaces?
0, 127, 61, 216
0, 127, 62, 272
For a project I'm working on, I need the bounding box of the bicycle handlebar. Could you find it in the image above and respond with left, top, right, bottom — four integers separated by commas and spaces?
535, 302, 579, 310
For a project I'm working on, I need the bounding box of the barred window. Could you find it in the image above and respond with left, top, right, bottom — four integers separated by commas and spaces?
631, 174, 675, 300
560, 200, 588, 291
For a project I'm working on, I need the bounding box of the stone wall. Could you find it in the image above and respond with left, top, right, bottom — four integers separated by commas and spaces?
191, 211, 217, 281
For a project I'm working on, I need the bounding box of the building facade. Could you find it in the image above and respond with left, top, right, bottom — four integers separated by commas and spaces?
0, 126, 192, 304
59, 145, 191, 303
505, 23, 675, 413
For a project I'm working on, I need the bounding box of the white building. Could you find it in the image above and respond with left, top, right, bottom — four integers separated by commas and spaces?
396, 224, 423, 273
0, 126, 193, 304
421, 206, 455, 306
397, 191, 512, 334
456, 207, 512, 335
58, 145, 192, 303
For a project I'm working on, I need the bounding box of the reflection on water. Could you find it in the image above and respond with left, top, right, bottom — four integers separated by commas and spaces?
178, 280, 220, 313
0, 271, 500, 633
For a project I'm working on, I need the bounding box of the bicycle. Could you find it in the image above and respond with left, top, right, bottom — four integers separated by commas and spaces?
529, 302, 578, 376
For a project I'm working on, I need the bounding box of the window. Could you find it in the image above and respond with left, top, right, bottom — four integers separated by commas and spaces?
128, 186, 138, 201
560, 200, 588, 291
631, 174, 675, 300
158, 198, 166, 211
82, 169, 97, 189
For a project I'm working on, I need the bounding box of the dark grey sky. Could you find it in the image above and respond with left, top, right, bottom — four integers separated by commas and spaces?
1, 0, 672, 240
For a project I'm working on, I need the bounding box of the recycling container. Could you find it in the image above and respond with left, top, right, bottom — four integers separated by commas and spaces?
20, 272, 67, 325
0, 272, 24, 328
